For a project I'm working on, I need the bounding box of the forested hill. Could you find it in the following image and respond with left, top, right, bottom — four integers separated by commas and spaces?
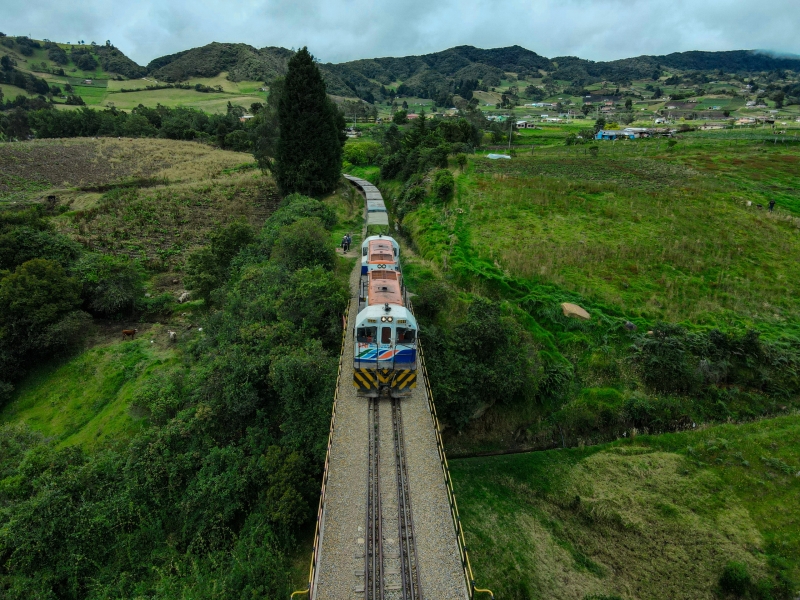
146, 43, 800, 101
6, 33, 800, 102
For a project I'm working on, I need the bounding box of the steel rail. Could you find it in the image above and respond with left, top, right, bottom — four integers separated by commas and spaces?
392, 398, 422, 600
365, 398, 384, 599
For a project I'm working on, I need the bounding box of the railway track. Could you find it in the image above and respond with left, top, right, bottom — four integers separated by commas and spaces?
391, 398, 422, 599
365, 398, 383, 599
364, 397, 422, 600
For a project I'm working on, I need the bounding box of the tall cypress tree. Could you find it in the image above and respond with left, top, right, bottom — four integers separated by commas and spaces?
275, 47, 345, 196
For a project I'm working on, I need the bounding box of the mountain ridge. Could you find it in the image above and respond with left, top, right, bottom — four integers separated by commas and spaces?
4, 34, 800, 103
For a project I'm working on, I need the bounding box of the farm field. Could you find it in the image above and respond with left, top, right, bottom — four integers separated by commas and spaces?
0, 138, 277, 269
101, 88, 262, 112
423, 137, 800, 330
451, 414, 800, 600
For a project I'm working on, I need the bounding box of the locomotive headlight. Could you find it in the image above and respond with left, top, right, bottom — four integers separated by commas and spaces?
381, 316, 387, 322
387, 316, 393, 322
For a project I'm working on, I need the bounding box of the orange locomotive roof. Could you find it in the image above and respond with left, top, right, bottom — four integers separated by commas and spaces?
368, 239, 396, 264
367, 270, 404, 306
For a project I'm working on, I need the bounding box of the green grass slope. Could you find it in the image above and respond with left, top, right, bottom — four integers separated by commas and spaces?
1, 336, 176, 449
451, 414, 800, 600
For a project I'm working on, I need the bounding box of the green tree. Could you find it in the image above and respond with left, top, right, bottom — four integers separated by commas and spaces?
274, 47, 345, 195
252, 77, 284, 173
625, 98, 633, 110
185, 220, 255, 305
270, 217, 336, 273
593, 117, 606, 133
72, 253, 144, 317
393, 110, 409, 125
0, 259, 87, 383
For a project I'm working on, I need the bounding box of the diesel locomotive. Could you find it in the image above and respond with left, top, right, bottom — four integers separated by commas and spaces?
353, 234, 418, 397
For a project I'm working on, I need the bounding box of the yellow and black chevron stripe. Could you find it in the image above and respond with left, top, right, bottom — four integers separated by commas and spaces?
354, 368, 417, 392
353, 368, 377, 391
392, 369, 417, 390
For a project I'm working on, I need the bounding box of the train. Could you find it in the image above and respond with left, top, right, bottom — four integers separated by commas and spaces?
344, 175, 418, 398
344, 174, 389, 230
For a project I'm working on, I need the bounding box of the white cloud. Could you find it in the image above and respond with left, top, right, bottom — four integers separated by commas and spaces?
3, 0, 799, 66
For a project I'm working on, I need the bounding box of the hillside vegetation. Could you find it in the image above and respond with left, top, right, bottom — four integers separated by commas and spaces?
451, 414, 800, 600
0, 176, 354, 597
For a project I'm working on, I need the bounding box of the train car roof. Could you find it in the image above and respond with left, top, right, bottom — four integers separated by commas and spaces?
367, 213, 390, 226
367, 239, 396, 264
367, 271, 404, 306
361, 235, 399, 250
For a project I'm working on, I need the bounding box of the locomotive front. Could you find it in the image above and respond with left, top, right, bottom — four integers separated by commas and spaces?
353, 303, 418, 397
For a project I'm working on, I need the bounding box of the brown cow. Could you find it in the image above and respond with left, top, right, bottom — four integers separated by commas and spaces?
122, 328, 138, 340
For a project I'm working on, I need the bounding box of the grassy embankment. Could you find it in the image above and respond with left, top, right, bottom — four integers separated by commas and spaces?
451, 413, 800, 600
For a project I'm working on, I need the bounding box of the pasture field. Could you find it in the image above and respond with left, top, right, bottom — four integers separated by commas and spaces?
451, 414, 800, 600
183, 73, 267, 95
420, 136, 800, 330
393, 132, 800, 458
0, 83, 38, 99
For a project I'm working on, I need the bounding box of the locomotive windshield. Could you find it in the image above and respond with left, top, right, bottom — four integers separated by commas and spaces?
357, 326, 377, 343
396, 328, 416, 343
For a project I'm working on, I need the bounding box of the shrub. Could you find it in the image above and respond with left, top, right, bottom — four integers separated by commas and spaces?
633, 322, 697, 393
412, 279, 452, 321
224, 129, 252, 151
424, 297, 534, 428
0, 258, 88, 383
432, 169, 455, 203
719, 561, 751, 596
343, 144, 367, 165
270, 218, 336, 273
72, 253, 144, 318
185, 220, 255, 305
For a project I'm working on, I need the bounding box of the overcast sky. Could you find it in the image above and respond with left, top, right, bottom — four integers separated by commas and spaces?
5, 0, 799, 66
